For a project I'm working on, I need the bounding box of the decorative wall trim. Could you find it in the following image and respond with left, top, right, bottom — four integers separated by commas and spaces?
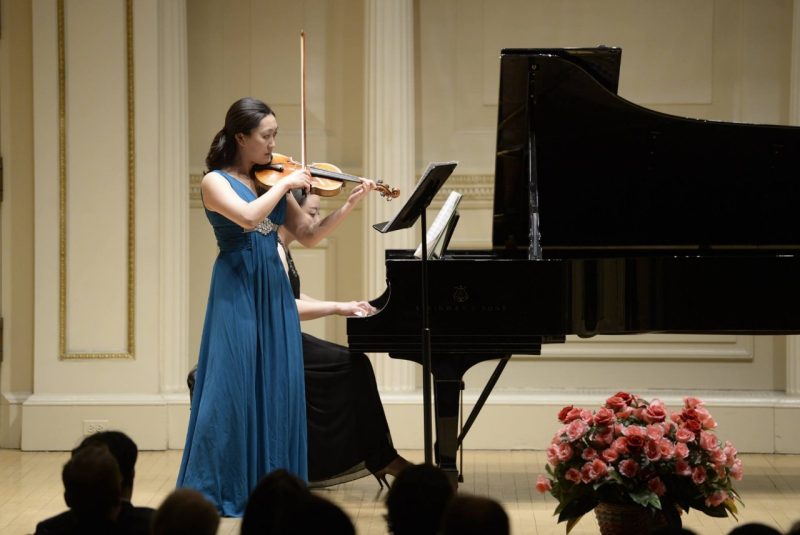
22, 393, 180, 406
537, 335, 753, 361
433, 174, 494, 207
58, 0, 135, 360
379, 387, 800, 408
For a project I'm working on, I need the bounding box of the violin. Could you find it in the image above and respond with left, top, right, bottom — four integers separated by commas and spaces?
254, 153, 400, 200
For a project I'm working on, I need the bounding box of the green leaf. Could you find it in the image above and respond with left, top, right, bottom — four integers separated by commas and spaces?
565, 515, 584, 534
628, 490, 661, 510
558, 495, 598, 524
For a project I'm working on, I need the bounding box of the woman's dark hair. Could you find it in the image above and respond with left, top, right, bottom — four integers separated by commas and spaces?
290, 188, 307, 206
205, 97, 274, 173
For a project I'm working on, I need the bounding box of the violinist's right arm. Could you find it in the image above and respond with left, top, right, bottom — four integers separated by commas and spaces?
201, 169, 310, 230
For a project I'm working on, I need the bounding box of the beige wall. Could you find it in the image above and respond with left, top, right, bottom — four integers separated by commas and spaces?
2, 0, 800, 452
0, 0, 35, 448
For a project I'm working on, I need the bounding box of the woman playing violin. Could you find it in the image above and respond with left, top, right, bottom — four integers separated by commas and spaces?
176, 96, 375, 517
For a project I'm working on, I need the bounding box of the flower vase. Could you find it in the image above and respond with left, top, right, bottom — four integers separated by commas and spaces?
594, 502, 652, 535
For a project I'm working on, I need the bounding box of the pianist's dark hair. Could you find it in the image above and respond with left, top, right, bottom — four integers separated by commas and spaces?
290, 188, 307, 206
205, 97, 275, 173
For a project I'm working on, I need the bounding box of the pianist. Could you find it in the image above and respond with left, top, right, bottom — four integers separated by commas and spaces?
277, 190, 411, 488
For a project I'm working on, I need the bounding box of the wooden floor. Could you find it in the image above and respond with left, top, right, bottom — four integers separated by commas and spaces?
2, 449, 799, 535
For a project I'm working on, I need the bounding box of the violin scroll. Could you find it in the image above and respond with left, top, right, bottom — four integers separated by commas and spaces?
374, 182, 400, 200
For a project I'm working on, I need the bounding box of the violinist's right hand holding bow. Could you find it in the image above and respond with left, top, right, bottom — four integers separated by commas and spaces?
280, 168, 314, 194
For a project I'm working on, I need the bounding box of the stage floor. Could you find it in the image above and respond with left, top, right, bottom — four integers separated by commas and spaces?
2, 449, 798, 534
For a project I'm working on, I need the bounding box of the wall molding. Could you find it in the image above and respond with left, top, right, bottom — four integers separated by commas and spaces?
58, 0, 135, 360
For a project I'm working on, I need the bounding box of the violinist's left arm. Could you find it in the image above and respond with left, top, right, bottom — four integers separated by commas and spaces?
284, 180, 377, 247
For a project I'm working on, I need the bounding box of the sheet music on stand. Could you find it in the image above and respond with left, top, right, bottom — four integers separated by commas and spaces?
413, 191, 462, 259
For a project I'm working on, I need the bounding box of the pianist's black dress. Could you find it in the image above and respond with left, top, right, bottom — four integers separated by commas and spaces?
280, 240, 399, 486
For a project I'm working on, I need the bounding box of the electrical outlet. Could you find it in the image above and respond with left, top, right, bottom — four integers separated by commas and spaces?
83, 419, 109, 435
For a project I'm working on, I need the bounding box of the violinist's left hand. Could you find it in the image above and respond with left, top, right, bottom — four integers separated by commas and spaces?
346, 179, 377, 206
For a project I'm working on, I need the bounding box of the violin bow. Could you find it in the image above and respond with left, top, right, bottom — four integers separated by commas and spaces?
300, 30, 307, 169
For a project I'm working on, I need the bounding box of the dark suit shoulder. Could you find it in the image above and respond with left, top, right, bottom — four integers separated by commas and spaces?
35, 510, 77, 534
117, 502, 155, 535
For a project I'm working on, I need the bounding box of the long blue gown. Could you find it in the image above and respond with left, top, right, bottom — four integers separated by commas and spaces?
177, 170, 307, 517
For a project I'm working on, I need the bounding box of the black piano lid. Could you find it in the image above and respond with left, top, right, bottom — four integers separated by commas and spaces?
492, 47, 800, 256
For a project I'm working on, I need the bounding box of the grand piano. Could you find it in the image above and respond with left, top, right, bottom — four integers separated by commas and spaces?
347, 47, 800, 486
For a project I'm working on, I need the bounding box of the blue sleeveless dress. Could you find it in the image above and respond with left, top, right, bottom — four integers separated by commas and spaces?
177, 171, 308, 517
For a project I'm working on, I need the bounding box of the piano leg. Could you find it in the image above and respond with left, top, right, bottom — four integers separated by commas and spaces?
433, 375, 462, 489
431, 355, 513, 490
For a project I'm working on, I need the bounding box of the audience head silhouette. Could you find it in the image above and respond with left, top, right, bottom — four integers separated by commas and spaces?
62, 443, 122, 522
75, 430, 138, 499
293, 494, 355, 534
727, 523, 782, 535
385, 463, 454, 535
151, 488, 219, 535
241, 469, 311, 534
241, 469, 354, 534
441, 493, 509, 535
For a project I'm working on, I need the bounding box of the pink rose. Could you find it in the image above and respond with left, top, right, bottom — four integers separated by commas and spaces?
563, 407, 584, 423
566, 419, 589, 442
565, 467, 582, 483
581, 458, 609, 482
646, 424, 665, 441
594, 427, 614, 446
581, 447, 598, 461
658, 438, 675, 460
731, 458, 743, 480
601, 448, 619, 463
674, 442, 690, 459
684, 396, 704, 409
685, 419, 702, 433
693, 407, 718, 429
618, 459, 639, 478
647, 477, 667, 496
711, 448, 727, 466
546, 444, 559, 466
724, 441, 738, 466
705, 490, 728, 507
675, 428, 696, 443
691, 466, 707, 485
535, 474, 552, 493
643, 400, 667, 423
557, 405, 574, 423
612, 437, 628, 455
614, 391, 633, 404
699, 431, 719, 451
617, 406, 634, 419
644, 440, 662, 462
626, 435, 645, 451
675, 458, 691, 476
594, 407, 616, 427
622, 425, 646, 438
556, 443, 574, 462
606, 396, 627, 412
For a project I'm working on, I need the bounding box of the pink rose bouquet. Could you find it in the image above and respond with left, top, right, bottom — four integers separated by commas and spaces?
536, 392, 743, 532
